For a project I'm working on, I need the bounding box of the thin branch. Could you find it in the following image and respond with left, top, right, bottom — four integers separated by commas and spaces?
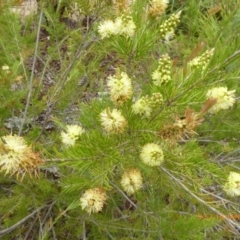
161, 167, 240, 233
18, 10, 43, 136
38, 200, 56, 239
0, 205, 46, 237
110, 182, 138, 209
23, 215, 38, 240
82, 220, 86, 240
200, 188, 233, 205
219, 148, 240, 161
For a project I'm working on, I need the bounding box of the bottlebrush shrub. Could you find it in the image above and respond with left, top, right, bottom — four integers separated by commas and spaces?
1, 1, 240, 239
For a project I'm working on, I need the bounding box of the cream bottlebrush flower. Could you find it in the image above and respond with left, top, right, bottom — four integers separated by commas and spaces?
61, 125, 85, 146
152, 54, 172, 86
189, 48, 214, 70
2, 65, 10, 71
159, 11, 181, 40
107, 71, 133, 105
112, 0, 135, 14
80, 188, 107, 214
98, 19, 117, 39
114, 15, 136, 37
2, 134, 27, 152
98, 15, 136, 39
206, 87, 236, 114
140, 143, 164, 166
223, 172, 240, 197
121, 169, 142, 195
132, 95, 153, 118
148, 0, 169, 17
100, 108, 127, 134
0, 135, 42, 178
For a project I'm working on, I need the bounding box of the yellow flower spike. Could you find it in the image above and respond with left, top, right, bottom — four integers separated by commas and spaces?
159, 11, 182, 41
152, 54, 172, 86
132, 93, 163, 118
189, 48, 214, 70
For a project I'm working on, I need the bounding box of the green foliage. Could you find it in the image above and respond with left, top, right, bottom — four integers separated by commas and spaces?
0, 0, 240, 239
